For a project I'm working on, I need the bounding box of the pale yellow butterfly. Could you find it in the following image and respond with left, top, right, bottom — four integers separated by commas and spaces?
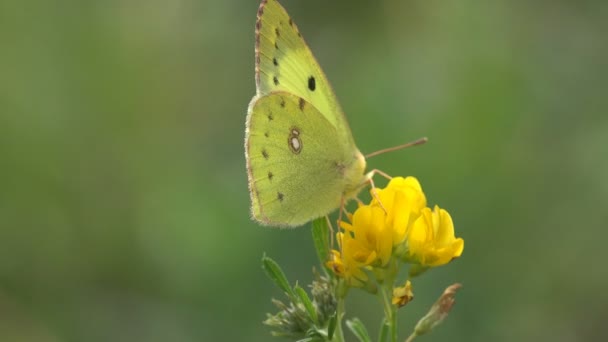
245, 0, 425, 227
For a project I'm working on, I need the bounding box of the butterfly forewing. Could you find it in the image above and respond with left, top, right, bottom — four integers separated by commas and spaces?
255, 0, 353, 143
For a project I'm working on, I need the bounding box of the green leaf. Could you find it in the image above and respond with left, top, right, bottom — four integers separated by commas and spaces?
346, 318, 371, 342
262, 255, 296, 300
327, 313, 337, 340
409, 264, 430, 277
378, 318, 389, 342
295, 285, 318, 324
311, 218, 331, 272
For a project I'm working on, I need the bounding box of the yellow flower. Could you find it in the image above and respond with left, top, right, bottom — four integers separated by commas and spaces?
328, 176, 464, 287
328, 177, 428, 280
327, 250, 368, 288
326, 229, 375, 288
341, 205, 393, 267
405, 206, 464, 267
327, 203, 394, 287
372, 177, 427, 246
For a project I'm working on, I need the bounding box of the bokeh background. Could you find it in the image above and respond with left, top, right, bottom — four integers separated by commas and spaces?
1, 0, 607, 341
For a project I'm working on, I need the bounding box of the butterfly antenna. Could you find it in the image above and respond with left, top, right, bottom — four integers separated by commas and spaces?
365, 137, 428, 159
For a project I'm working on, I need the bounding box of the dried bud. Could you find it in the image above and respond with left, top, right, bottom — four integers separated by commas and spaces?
392, 280, 414, 308
413, 283, 461, 336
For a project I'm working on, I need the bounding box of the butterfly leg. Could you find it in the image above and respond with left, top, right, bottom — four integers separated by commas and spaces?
325, 215, 335, 250
332, 196, 349, 248
367, 176, 388, 214
354, 197, 365, 206
367, 168, 393, 181
364, 169, 393, 214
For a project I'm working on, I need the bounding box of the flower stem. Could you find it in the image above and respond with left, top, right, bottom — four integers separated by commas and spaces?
333, 295, 346, 342
380, 283, 397, 342
404, 332, 417, 342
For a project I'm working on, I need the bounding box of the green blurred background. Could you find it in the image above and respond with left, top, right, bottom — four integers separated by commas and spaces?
1, 0, 607, 341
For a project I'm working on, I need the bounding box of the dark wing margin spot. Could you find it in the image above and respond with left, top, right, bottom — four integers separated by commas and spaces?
268, 171, 274, 181
298, 98, 305, 111
308, 76, 316, 91
262, 149, 269, 159
275, 28, 280, 37
280, 98, 285, 107
273, 57, 278, 66
277, 192, 284, 202
273, 76, 279, 85
268, 112, 273, 121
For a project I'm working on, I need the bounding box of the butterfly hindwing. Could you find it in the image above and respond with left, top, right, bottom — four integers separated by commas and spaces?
246, 92, 365, 227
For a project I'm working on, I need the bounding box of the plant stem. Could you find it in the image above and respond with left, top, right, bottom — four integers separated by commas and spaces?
380, 283, 397, 342
333, 295, 346, 342
404, 332, 417, 342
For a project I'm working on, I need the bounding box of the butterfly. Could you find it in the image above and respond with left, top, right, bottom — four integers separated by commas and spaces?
245, 0, 425, 227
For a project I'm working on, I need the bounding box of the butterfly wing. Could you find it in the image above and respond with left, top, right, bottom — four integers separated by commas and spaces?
245, 92, 366, 227
255, 0, 355, 145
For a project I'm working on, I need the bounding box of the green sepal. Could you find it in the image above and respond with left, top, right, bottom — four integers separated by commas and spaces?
327, 312, 337, 340
311, 217, 331, 274
295, 285, 318, 324
262, 255, 297, 301
378, 318, 389, 342
346, 318, 372, 342
409, 264, 430, 277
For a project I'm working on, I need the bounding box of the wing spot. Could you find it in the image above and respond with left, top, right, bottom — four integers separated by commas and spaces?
274, 42, 279, 50
273, 76, 279, 85
273, 57, 278, 66
268, 171, 274, 181
256, 21, 262, 31
280, 98, 285, 107
277, 192, 284, 202
289, 18, 293, 27
298, 98, 305, 110
275, 27, 280, 37
288, 127, 302, 154
264, 132, 269, 138
268, 112, 274, 121
262, 149, 269, 159
308, 76, 316, 91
